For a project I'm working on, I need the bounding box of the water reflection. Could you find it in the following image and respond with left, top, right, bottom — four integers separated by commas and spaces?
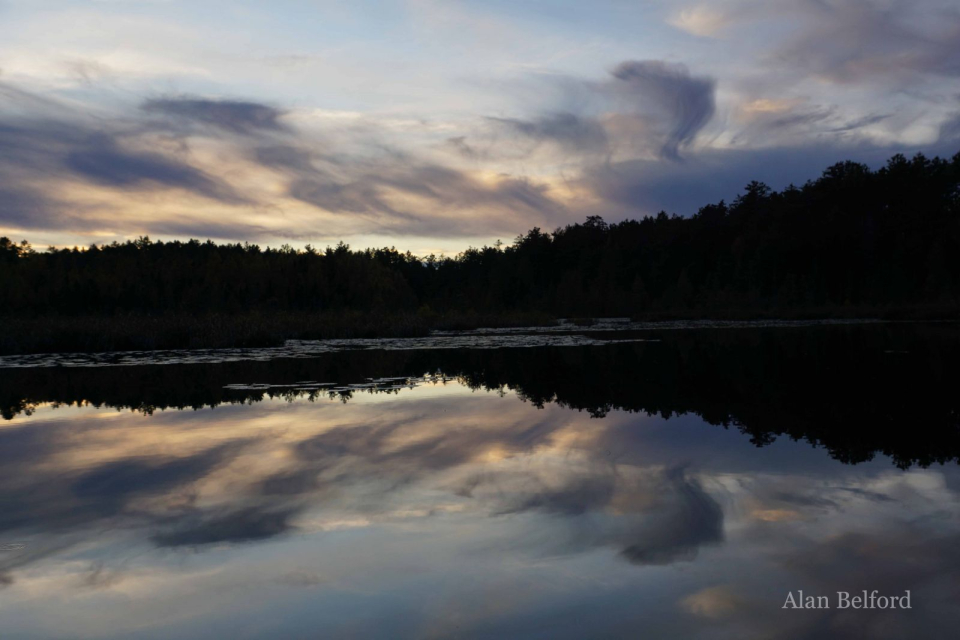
1, 324, 959, 638
5, 323, 959, 466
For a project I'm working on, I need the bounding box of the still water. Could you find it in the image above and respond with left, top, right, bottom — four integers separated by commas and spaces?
1, 323, 959, 639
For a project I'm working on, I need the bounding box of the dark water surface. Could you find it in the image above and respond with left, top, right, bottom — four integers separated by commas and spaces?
2, 323, 959, 639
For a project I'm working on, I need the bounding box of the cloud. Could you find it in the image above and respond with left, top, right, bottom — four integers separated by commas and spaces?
664, 0, 960, 87
0, 84, 252, 234
681, 585, 745, 618
619, 467, 724, 565
259, 469, 323, 496
470, 464, 725, 566
710, 0, 960, 87
479, 60, 716, 164
488, 112, 609, 155
290, 412, 553, 476
730, 100, 892, 146
0, 428, 250, 535
64, 134, 249, 204
151, 507, 299, 547
263, 147, 562, 236
0, 186, 65, 230
79, 561, 124, 589
0, 83, 564, 241
668, 6, 738, 37
142, 97, 288, 135
445, 135, 481, 160
288, 175, 400, 217
799, 1, 960, 83
254, 144, 317, 172
608, 60, 716, 161
493, 473, 617, 516
939, 109, 960, 142
70, 446, 240, 503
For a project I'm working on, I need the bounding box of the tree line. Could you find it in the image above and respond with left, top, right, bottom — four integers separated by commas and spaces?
2, 150, 958, 318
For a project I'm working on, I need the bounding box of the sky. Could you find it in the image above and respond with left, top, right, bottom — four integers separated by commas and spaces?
1, 0, 959, 254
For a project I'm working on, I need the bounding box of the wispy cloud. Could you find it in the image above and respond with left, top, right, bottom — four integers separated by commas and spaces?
0, 86, 565, 243
142, 97, 289, 135
608, 60, 716, 161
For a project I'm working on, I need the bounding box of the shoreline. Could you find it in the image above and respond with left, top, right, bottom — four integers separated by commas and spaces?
1, 306, 957, 357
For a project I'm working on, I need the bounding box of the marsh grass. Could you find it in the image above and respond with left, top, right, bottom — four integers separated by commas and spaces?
0, 310, 559, 355
629, 302, 960, 323
3, 304, 953, 356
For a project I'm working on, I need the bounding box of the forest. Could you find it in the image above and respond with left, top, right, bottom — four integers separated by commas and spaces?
1, 150, 958, 353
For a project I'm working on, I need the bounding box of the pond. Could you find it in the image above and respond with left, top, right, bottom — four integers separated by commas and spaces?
1, 322, 959, 638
